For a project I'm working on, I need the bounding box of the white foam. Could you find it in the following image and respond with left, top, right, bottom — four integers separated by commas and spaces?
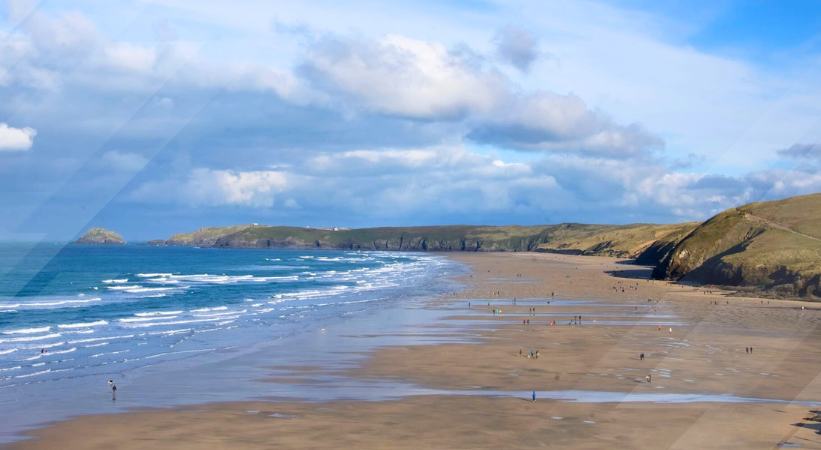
83, 342, 108, 348
102, 278, 128, 284
193, 309, 245, 318
15, 368, 51, 378
123, 316, 239, 328
123, 286, 177, 294
3, 326, 51, 335
120, 315, 180, 323
144, 348, 213, 359
135, 310, 182, 317
0, 348, 18, 355
47, 347, 76, 356
90, 349, 129, 358
58, 320, 108, 329
24, 341, 65, 350
147, 328, 192, 336
190, 306, 227, 313
0, 297, 101, 310
69, 334, 133, 344
0, 333, 61, 344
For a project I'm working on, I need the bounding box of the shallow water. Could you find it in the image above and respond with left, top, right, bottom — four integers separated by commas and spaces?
0, 244, 462, 442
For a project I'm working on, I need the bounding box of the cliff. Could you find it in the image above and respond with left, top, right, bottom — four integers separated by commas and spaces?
650, 193, 821, 298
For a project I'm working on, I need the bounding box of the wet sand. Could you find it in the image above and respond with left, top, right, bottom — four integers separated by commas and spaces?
7, 252, 821, 449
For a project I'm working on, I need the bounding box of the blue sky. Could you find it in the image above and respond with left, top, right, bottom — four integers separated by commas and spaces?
1, 0, 820, 240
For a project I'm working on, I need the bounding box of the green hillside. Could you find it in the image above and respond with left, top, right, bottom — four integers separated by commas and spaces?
652, 193, 821, 297
152, 193, 821, 298
157, 222, 692, 256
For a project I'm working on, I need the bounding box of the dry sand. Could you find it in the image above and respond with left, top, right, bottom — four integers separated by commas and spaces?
7, 252, 821, 449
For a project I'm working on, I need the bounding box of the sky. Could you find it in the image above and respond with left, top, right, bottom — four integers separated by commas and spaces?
0, 0, 820, 241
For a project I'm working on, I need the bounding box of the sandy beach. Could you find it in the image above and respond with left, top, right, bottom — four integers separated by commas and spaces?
7, 252, 821, 449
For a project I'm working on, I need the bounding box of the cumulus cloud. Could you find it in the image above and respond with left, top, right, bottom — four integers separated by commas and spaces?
469, 93, 663, 157
778, 143, 821, 160
493, 26, 539, 72
299, 34, 505, 119
133, 169, 288, 207
0, 123, 37, 151
299, 34, 661, 158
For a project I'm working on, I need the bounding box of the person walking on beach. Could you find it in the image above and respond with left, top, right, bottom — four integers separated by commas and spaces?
532, 390, 536, 402
640, 353, 645, 361
108, 379, 117, 401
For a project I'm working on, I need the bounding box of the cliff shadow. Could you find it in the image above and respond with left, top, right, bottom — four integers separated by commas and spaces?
605, 266, 654, 281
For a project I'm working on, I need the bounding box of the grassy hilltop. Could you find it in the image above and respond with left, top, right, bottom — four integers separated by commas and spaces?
652, 193, 821, 297
159, 223, 693, 256
153, 193, 821, 298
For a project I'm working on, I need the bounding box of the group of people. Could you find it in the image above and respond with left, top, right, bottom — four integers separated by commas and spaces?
519, 348, 540, 359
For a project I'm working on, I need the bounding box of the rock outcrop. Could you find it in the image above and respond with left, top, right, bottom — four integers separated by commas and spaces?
75, 227, 126, 245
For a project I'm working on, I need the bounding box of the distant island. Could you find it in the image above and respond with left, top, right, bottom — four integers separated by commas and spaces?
75, 227, 126, 245
148, 193, 821, 298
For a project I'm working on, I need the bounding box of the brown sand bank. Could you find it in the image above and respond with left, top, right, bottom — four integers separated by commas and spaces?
7, 253, 821, 449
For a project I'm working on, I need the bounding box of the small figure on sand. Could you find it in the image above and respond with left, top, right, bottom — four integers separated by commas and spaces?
640, 353, 645, 361
645, 374, 652, 383
532, 390, 536, 402
108, 379, 117, 401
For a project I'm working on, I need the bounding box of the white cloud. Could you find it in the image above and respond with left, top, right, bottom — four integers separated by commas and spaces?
300, 34, 505, 119
0, 123, 37, 151
133, 169, 288, 207
300, 34, 660, 158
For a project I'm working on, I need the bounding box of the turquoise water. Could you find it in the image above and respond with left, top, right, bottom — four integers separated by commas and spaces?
0, 244, 449, 387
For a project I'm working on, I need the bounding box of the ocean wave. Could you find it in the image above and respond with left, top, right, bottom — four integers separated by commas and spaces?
2, 326, 51, 335
0, 333, 62, 344
20, 340, 65, 350
193, 309, 245, 318
102, 278, 128, 284
83, 342, 108, 348
15, 368, 52, 378
46, 347, 76, 356
90, 349, 130, 358
123, 316, 240, 328
0, 348, 18, 355
147, 328, 192, 336
57, 320, 108, 329
144, 348, 214, 360
135, 310, 182, 317
69, 334, 134, 344
190, 306, 227, 313
120, 315, 180, 323
0, 297, 102, 310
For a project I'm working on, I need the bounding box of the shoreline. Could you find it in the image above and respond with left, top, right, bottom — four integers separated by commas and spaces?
6, 252, 821, 449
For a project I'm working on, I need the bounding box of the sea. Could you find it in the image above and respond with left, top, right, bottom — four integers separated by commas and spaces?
0, 243, 462, 441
